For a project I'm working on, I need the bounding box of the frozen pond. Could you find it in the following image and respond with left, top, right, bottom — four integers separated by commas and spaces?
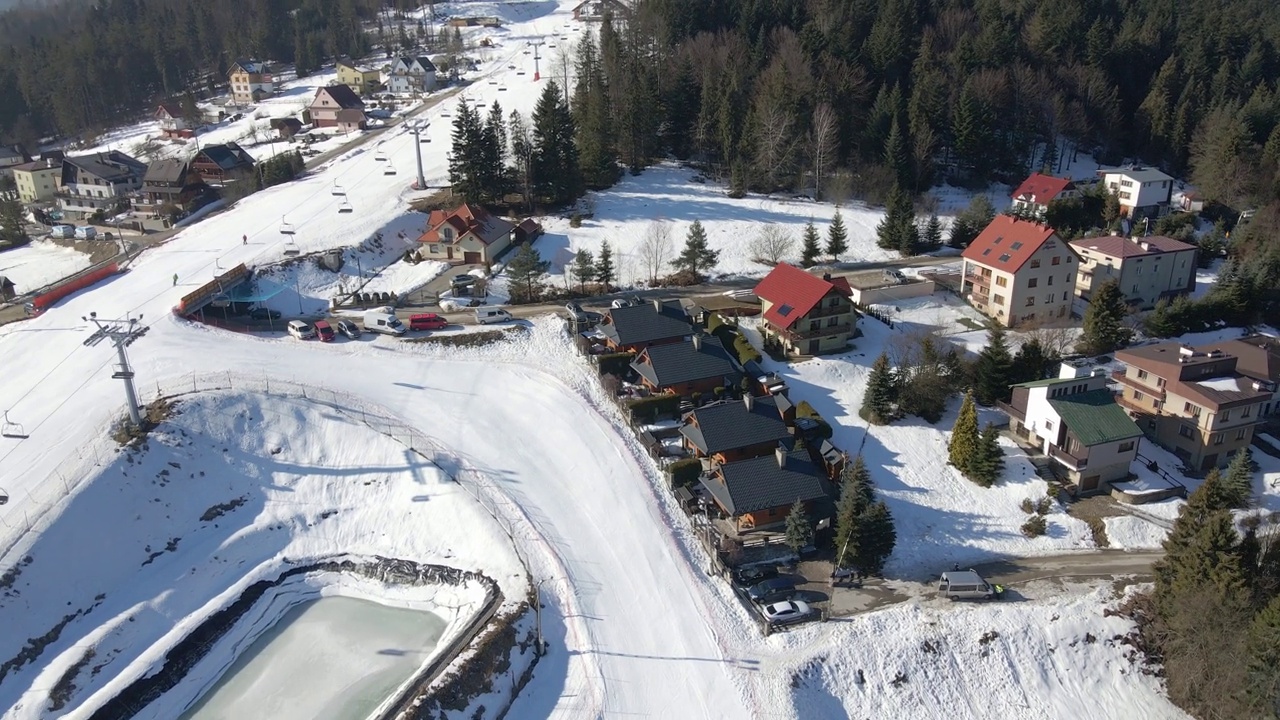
181, 596, 446, 720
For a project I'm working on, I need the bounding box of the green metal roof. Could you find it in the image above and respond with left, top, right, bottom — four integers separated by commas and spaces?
1047, 390, 1142, 446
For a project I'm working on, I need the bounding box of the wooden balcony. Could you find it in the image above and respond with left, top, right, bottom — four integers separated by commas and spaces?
1048, 444, 1088, 470
779, 322, 853, 341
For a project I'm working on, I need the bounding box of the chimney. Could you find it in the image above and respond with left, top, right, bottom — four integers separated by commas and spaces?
692, 334, 702, 351
822, 272, 832, 282
775, 444, 787, 468
1179, 344, 1196, 357
1091, 367, 1107, 378
652, 298, 663, 313
743, 394, 754, 411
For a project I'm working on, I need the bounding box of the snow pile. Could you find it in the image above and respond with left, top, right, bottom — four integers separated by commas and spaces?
0, 391, 523, 718
1104, 516, 1170, 550
0, 241, 93, 294
776, 586, 1188, 720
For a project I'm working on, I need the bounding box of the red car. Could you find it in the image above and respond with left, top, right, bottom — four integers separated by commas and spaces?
313, 320, 336, 342
408, 313, 448, 331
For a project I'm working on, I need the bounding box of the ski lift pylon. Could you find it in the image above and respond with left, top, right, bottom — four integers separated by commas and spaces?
2, 411, 28, 439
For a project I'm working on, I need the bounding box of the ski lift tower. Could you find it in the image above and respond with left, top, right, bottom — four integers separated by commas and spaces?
528, 39, 545, 81
82, 312, 148, 428
408, 122, 428, 190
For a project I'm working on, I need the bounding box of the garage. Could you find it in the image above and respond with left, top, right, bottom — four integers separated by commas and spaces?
463, 251, 482, 264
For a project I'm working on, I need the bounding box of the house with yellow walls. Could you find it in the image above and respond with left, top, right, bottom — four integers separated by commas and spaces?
12, 158, 62, 204
336, 57, 383, 95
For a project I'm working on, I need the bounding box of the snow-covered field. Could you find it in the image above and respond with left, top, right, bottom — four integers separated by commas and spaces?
0, 2, 1201, 719
0, 241, 93, 295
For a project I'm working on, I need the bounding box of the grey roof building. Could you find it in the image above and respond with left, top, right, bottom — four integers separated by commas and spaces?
600, 299, 693, 350
631, 335, 741, 390
680, 394, 791, 458
701, 447, 834, 520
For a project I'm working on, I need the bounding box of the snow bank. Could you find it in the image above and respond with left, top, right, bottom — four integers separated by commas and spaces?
1104, 516, 1170, 550
0, 241, 93, 294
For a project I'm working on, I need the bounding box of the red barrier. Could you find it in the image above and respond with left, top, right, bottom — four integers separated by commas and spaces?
28, 262, 121, 313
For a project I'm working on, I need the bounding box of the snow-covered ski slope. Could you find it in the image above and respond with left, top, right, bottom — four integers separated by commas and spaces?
0, 2, 1191, 718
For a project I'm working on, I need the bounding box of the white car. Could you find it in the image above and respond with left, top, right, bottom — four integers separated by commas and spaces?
761, 599, 812, 625
286, 320, 316, 339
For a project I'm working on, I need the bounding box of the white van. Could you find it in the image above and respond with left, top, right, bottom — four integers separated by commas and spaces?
937, 570, 999, 601
74, 226, 97, 240
475, 307, 513, 325
50, 225, 75, 239
363, 308, 406, 335
287, 320, 316, 339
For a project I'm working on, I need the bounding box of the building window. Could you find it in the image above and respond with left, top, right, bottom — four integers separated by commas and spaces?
429, 244, 439, 253
993, 294, 1005, 305
1179, 424, 1194, 438
1221, 409, 1231, 422
1048, 275, 1054, 286
1137, 369, 1148, 380
1052, 256, 1061, 265
1157, 377, 1166, 387
1025, 297, 1035, 306
995, 276, 1007, 287
1184, 402, 1200, 417
1044, 420, 1054, 431
827, 316, 838, 327
1120, 179, 1134, 188
1212, 432, 1224, 446
1030, 259, 1042, 268
1135, 391, 1145, 401
1242, 405, 1251, 418
1237, 428, 1247, 441
1028, 278, 1038, 288
1119, 441, 1135, 452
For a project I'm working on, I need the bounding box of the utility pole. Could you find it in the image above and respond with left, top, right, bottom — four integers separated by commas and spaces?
534, 578, 545, 656
528, 39, 545, 82
409, 122, 428, 190
82, 312, 149, 427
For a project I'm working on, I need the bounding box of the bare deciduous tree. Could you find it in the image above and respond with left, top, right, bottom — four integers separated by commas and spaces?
636, 220, 674, 284
1023, 323, 1076, 358
752, 103, 797, 190
749, 223, 795, 265
809, 103, 837, 200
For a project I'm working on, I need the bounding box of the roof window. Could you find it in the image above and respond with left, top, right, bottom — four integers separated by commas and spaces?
998, 253, 1012, 262
778, 304, 794, 317
1010, 242, 1024, 250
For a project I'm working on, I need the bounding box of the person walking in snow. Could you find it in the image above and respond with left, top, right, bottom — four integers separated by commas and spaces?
172, 273, 178, 286
243, 234, 247, 245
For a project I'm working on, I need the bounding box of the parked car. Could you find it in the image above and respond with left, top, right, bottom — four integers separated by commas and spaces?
409, 312, 448, 331
250, 307, 282, 321
49, 224, 75, 239
733, 564, 779, 588
451, 274, 477, 287
565, 302, 589, 322
475, 307, 513, 325
610, 298, 632, 309
336, 319, 361, 339
747, 577, 796, 604
937, 569, 1001, 601
286, 320, 316, 339
364, 307, 406, 335
761, 599, 813, 625
74, 226, 97, 240
313, 320, 335, 342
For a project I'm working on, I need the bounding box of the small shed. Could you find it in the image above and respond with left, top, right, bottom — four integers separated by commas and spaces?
0, 275, 15, 301
271, 117, 303, 139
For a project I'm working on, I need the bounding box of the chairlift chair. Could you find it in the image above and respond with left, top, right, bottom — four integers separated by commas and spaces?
279, 218, 296, 236
0, 487, 8, 505
338, 198, 354, 214
332, 182, 346, 197
383, 162, 397, 176
283, 239, 301, 257
498, 86, 508, 92
2, 411, 28, 439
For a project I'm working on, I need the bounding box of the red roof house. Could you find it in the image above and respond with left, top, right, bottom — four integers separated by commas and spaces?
1010, 173, 1077, 217
753, 264, 856, 356
416, 203, 518, 265
960, 216, 1079, 327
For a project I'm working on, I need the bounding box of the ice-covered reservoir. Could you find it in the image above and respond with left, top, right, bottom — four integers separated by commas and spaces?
181, 596, 446, 720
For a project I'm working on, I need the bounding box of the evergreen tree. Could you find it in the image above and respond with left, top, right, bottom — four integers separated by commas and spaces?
505, 242, 549, 304
833, 483, 864, 568
784, 499, 813, 553
967, 424, 1005, 487
884, 116, 911, 189
572, 30, 616, 189
826, 210, 848, 259
948, 195, 996, 248
920, 212, 943, 251
1197, 223, 1226, 268
570, 249, 595, 293
0, 197, 29, 248
447, 99, 485, 201
1011, 337, 1055, 384
531, 81, 582, 205
1244, 594, 1280, 713
861, 352, 896, 424
855, 501, 896, 574
595, 240, 616, 291
973, 325, 1013, 405
876, 183, 917, 253
1077, 279, 1132, 355
800, 221, 822, 267
1102, 190, 1122, 228
508, 110, 535, 210
1156, 469, 1236, 590
482, 101, 509, 201
948, 390, 981, 473
951, 85, 990, 180
1223, 448, 1255, 509
1144, 298, 1182, 338
841, 454, 876, 506
672, 220, 719, 277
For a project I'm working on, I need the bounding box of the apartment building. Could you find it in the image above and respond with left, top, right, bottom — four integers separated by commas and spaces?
1217, 334, 1280, 417
960, 215, 1079, 327
1009, 172, 1078, 218
1100, 166, 1175, 219
12, 158, 62, 204
753, 263, 856, 356
58, 151, 147, 220
228, 60, 275, 105
1114, 342, 1273, 471
1070, 234, 1197, 309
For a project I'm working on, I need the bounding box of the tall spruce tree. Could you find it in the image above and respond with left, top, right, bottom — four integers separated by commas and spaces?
1223, 448, 1255, 509
968, 424, 1005, 487
531, 81, 582, 205
1011, 337, 1055, 384
800, 221, 822, 267
505, 242, 549, 304
672, 220, 719, 277
948, 195, 996, 248
784, 500, 814, 553
861, 353, 896, 424
855, 501, 896, 574
595, 240, 616, 291
572, 30, 615, 189
1077, 278, 1132, 355
447, 99, 485, 201
834, 483, 866, 568
0, 197, 28, 247
482, 101, 508, 201
973, 325, 1013, 405
920, 212, 943, 251
876, 183, 918, 254
884, 116, 912, 189
570, 249, 596, 293
826, 210, 849, 259
948, 390, 980, 473
1244, 595, 1280, 714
